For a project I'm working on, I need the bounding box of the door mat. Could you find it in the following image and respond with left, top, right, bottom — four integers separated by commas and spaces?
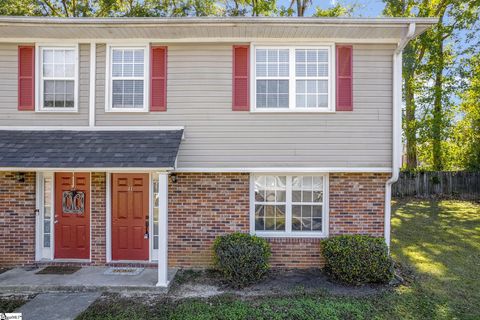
104, 267, 144, 276
36, 266, 82, 275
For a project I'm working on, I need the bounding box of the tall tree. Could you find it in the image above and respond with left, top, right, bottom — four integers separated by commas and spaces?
383, 0, 480, 170
288, 0, 311, 16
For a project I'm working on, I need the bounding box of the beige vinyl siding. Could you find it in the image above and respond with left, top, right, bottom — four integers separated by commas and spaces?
0, 43, 90, 126
95, 43, 393, 169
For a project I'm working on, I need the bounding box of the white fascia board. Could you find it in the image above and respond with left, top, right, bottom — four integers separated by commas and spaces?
0, 167, 174, 172
174, 167, 393, 173
0, 126, 184, 131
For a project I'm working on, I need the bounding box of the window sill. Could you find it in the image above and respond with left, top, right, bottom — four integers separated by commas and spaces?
36, 108, 79, 113
250, 108, 335, 114
252, 231, 328, 239
104, 109, 150, 113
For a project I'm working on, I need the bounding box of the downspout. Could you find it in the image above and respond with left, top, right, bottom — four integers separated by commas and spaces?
384, 23, 416, 248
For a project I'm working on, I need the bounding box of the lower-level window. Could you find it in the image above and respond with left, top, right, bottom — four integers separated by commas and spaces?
251, 174, 328, 237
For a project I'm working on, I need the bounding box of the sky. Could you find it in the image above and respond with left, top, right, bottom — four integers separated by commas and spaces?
276, 0, 386, 17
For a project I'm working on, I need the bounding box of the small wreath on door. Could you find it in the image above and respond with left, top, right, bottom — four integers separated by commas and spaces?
62, 190, 85, 214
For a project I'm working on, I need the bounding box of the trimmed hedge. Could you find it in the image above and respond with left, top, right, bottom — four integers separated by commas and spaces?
321, 235, 394, 285
213, 232, 271, 288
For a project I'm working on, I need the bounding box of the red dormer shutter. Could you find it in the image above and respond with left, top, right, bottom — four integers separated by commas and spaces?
18, 45, 35, 111
232, 45, 249, 111
336, 45, 353, 111
150, 46, 167, 112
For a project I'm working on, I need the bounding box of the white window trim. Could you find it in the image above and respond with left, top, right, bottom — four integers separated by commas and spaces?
35, 44, 79, 113
249, 173, 329, 238
250, 44, 336, 113
105, 44, 150, 113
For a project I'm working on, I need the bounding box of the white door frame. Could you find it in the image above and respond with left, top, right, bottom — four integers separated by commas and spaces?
35, 171, 92, 262
106, 171, 157, 263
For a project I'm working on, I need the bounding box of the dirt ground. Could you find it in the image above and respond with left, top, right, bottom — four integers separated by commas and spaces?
166, 268, 391, 300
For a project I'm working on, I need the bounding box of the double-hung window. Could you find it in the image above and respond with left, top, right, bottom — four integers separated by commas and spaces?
253, 46, 334, 112
251, 174, 328, 237
107, 46, 148, 112
39, 46, 78, 111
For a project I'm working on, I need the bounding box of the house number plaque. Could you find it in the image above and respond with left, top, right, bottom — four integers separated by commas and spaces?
62, 190, 85, 214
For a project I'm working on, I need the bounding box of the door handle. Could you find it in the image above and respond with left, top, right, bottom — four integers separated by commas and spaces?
54, 220, 58, 224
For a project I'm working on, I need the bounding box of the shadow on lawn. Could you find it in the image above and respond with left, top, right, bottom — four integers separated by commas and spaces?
389, 200, 480, 319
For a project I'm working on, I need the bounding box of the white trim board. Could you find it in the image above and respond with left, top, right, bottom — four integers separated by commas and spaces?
0, 126, 184, 131
89, 42, 96, 127
0, 37, 403, 44
175, 167, 393, 173
0, 167, 173, 172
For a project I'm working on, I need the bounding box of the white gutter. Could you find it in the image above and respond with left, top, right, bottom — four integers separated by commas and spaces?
385, 22, 416, 247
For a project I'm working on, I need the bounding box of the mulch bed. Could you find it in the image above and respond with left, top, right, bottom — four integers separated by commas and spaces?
35, 266, 82, 275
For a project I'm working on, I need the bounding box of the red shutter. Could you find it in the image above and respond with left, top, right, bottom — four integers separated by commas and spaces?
232, 45, 250, 111
336, 45, 353, 111
18, 45, 35, 111
150, 46, 167, 112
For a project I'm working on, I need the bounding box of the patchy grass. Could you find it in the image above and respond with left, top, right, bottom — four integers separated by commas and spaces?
77, 200, 480, 320
0, 295, 31, 313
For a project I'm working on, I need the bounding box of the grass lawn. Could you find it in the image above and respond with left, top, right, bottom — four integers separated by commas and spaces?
77, 200, 480, 320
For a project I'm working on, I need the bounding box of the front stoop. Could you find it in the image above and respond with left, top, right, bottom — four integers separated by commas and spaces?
0, 267, 177, 293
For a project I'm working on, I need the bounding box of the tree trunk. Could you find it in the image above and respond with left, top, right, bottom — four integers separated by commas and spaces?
403, 44, 417, 170
405, 71, 417, 170
432, 20, 444, 170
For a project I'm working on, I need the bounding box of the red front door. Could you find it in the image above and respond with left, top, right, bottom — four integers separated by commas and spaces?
111, 173, 149, 261
54, 173, 90, 259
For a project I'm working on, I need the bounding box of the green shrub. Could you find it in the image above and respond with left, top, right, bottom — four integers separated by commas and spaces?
213, 232, 271, 288
321, 235, 394, 285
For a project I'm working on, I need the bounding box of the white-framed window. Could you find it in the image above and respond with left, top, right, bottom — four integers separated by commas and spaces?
106, 45, 149, 112
37, 45, 79, 112
36, 172, 54, 260
152, 175, 160, 253
252, 45, 335, 112
250, 174, 329, 237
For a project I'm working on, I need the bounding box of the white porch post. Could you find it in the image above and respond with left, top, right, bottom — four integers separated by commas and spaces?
156, 172, 169, 287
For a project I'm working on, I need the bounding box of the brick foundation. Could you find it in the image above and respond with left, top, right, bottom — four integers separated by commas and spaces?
329, 173, 388, 237
168, 173, 250, 268
0, 172, 36, 267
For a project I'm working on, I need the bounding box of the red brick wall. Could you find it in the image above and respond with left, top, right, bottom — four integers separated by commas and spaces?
267, 238, 322, 268
90, 172, 106, 265
0, 171, 388, 269
168, 172, 389, 269
329, 173, 388, 237
168, 173, 250, 267
0, 172, 36, 267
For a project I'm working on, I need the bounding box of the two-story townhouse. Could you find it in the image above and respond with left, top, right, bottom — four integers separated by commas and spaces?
0, 17, 437, 286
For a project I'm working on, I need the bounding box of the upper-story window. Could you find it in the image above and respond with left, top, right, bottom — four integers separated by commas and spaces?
107, 46, 148, 112
39, 46, 78, 111
253, 46, 334, 112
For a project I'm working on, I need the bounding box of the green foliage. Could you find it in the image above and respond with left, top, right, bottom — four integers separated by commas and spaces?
321, 235, 394, 285
212, 232, 271, 288
313, 3, 354, 17
384, 0, 480, 171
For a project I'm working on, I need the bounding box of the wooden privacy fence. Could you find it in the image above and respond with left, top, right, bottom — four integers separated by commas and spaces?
393, 171, 480, 199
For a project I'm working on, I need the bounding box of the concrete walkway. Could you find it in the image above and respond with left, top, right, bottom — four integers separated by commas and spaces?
0, 267, 177, 293
16, 292, 101, 320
